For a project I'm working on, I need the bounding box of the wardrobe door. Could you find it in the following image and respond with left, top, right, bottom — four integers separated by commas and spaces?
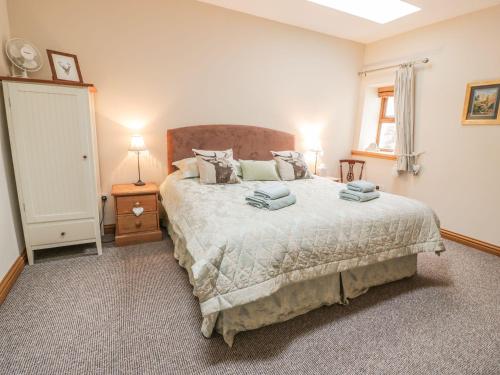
6, 83, 95, 223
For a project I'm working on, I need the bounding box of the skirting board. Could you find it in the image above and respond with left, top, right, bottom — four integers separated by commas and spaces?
103, 224, 115, 234
441, 229, 499, 257
0, 251, 27, 304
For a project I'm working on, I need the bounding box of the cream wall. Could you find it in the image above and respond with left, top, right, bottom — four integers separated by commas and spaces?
0, 0, 25, 281
354, 6, 500, 245
5, 0, 498, 248
0, 0, 10, 73
7, 0, 364, 224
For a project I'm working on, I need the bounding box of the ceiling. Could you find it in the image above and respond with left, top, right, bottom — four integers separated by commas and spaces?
197, 0, 500, 43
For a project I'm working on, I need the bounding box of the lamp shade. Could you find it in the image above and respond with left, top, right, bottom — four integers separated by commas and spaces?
309, 148, 322, 154
129, 135, 146, 152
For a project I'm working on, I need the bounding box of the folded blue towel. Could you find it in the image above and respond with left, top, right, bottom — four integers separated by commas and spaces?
254, 183, 291, 200
246, 194, 296, 210
339, 188, 380, 202
347, 180, 376, 193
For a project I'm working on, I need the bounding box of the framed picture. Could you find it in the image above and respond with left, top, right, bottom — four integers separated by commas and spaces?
462, 80, 500, 125
47, 50, 83, 83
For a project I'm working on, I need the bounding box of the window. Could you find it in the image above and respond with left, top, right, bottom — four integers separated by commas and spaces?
377, 86, 395, 152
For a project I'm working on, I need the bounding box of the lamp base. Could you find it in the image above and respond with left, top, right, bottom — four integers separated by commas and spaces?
134, 180, 146, 186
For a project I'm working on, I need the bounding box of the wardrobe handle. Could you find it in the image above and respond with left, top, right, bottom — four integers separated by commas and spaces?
83, 155, 88, 159
135, 221, 142, 228
61, 232, 66, 236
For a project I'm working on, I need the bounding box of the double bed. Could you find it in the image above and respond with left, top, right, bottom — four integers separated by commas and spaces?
160, 125, 445, 346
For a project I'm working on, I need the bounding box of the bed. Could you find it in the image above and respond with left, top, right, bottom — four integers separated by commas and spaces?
161, 124, 445, 346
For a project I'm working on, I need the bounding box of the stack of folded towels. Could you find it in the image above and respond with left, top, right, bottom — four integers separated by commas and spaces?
246, 183, 296, 210
339, 180, 380, 202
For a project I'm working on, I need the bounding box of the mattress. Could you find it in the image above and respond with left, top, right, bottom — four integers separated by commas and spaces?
160, 172, 444, 344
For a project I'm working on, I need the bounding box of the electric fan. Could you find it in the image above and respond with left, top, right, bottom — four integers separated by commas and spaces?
5, 38, 43, 78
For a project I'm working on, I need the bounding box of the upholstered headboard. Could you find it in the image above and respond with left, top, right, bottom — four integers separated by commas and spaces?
166, 125, 295, 174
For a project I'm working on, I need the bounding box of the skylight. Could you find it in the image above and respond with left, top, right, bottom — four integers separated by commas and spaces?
307, 0, 421, 24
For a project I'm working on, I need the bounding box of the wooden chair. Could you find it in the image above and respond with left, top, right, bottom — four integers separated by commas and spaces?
339, 159, 365, 183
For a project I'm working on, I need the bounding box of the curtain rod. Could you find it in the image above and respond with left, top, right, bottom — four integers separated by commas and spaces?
358, 58, 429, 76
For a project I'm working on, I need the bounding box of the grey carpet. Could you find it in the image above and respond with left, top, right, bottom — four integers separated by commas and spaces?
1, 237, 499, 375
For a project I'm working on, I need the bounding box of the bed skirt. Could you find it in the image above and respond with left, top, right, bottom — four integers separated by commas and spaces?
168, 224, 417, 346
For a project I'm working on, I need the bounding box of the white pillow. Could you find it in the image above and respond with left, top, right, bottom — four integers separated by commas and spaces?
172, 157, 199, 178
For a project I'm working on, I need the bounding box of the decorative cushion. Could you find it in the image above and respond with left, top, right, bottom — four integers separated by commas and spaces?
193, 149, 240, 184
271, 151, 312, 181
239, 160, 281, 181
172, 157, 199, 178
172, 157, 242, 178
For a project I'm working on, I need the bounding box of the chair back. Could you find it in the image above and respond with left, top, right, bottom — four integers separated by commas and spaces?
339, 159, 365, 183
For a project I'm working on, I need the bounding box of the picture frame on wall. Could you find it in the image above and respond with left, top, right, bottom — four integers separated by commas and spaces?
47, 50, 84, 83
462, 80, 500, 125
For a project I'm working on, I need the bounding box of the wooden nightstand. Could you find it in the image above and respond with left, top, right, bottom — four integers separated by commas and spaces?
111, 183, 162, 246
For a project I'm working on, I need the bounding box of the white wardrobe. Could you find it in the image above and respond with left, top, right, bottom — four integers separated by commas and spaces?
2, 80, 102, 265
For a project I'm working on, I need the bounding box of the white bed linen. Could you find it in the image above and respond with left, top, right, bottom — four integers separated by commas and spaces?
168, 220, 417, 345
160, 173, 444, 341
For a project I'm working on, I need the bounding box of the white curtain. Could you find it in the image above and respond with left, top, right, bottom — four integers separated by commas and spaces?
394, 64, 417, 173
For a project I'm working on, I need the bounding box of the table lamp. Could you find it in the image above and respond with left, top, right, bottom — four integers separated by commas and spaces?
129, 135, 146, 186
309, 148, 322, 175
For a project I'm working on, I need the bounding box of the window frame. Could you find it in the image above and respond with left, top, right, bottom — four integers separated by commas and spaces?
376, 86, 395, 152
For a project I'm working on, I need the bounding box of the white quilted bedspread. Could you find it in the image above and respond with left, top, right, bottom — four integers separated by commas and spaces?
161, 173, 444, 317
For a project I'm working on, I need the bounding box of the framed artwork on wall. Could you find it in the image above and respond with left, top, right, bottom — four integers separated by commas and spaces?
47, 50, 83, 83
462, 80, 500, 125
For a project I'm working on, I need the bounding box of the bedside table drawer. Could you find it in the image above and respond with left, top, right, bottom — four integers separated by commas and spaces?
116, 194, 157, 215
117, 213, 158, 234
